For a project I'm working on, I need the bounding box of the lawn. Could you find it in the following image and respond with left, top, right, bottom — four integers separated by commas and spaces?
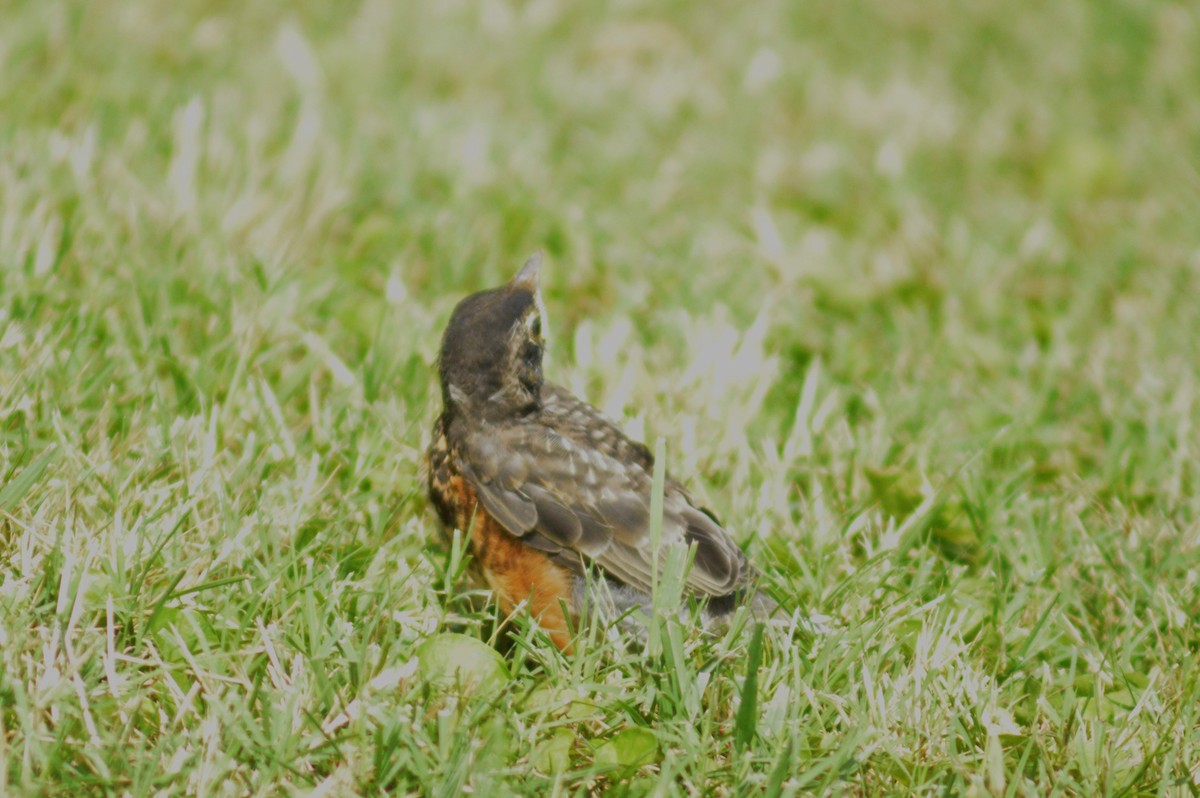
2, 0, 1199, 795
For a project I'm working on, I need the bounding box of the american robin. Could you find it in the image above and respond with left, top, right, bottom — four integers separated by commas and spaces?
425, 253, 773, 652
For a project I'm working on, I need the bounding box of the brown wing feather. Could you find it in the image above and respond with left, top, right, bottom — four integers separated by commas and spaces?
450, 388, 747, 598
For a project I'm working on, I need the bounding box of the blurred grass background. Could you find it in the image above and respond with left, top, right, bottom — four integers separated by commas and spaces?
2, 0, 1199, 795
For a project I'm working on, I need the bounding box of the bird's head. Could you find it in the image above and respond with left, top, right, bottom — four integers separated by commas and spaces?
437, 252, 548, 420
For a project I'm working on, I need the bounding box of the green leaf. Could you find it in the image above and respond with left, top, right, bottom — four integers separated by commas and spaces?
864, 465, 923, 517
416, 633, 509, 693
594, 727, 659, 772
532, 728, 574, 774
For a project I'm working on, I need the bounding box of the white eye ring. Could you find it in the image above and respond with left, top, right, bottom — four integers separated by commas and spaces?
525, 309, 546, 343
532, 288, 548, 341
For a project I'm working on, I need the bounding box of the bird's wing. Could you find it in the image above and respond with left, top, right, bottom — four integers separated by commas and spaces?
455, 417, 746, 598
537, 384, 655, 470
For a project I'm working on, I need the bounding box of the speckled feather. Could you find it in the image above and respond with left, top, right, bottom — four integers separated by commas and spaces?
463, 383, 748, 594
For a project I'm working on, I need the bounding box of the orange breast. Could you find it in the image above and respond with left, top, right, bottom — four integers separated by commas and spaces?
470, 510, 575, 653
427, 434, 575, 652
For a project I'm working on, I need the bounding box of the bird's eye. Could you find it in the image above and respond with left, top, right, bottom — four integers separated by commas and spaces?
530, 316, 542, 337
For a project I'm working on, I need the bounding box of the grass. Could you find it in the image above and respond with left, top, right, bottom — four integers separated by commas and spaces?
2, 0, 1199, 794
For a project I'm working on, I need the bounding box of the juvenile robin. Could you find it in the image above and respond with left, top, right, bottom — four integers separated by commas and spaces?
425, 253, 774, 651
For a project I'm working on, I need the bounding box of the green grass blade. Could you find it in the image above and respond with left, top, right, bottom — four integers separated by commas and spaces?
0, 445, 58, 513
734, 622, 765, 752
